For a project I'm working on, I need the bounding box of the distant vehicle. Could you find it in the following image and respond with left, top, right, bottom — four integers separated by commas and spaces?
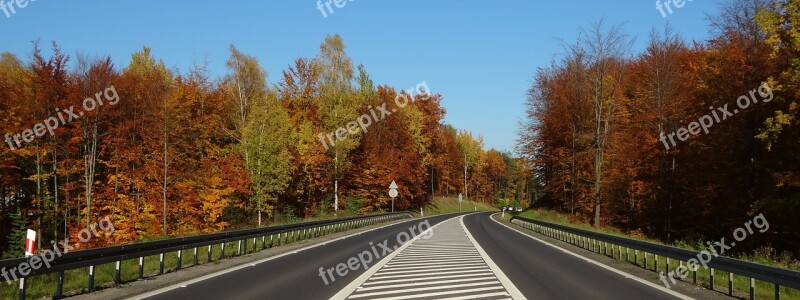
516, 207, 523, 212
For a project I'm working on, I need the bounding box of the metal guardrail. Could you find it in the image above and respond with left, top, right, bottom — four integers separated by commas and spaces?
510, 215, 800, 300
2, 212, 413, 299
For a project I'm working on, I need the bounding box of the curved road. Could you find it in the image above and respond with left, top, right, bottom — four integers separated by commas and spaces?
133, 212, 689, 300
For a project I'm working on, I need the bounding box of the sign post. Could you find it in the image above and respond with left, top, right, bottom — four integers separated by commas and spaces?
389, 181, 398, 213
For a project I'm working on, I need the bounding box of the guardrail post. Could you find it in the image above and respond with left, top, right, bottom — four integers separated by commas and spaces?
693, 266, 697, 284
159, 253, 165, 274
18, 277, 25, 300
626, 247, 630, 262
55, 270, 64, 298
208, 245, 212, 263
750, 277, 755, 300
644, 253, 648, 270
728, 272, 733, 295
115, 260, 121, 285
284, 231, 289, 244
177, 249, 183, 270
139, 257, 144, 279
220, 243, 225, 260
710, 268, 715, 290
242, 238, 247, 254
654, 255, 659, 272
237, 240, 242, 256
262, 236, 266, 250
88, 265, 95, 291
194, 247, 198, 266
775, 283, 780, 300
270, 234, 274, 248
666, 257, 670, 273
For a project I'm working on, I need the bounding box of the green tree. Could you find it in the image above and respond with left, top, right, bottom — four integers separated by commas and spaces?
243, 92, 294, 226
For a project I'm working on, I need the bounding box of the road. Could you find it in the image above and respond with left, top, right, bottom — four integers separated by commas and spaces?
133, 212, 690, 300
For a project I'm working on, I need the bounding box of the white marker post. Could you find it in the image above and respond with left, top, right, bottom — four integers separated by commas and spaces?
389, 181, 398, 213
458, 193, 463, 211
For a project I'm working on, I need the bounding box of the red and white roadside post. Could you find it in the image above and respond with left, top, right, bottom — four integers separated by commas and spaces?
20, 229, 36, 300
24, 229, 36, 256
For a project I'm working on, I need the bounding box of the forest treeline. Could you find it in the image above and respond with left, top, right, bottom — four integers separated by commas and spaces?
0, 35, 534, 257
517, 0, 799, 256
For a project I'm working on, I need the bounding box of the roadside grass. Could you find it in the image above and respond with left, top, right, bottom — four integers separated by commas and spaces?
421, 196, 496, 216
502, 209, 799, 299
0, 216, 367, 299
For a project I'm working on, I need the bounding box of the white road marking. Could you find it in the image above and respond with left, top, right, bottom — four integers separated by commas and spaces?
336, 215, 525, 300
492, 214, 694, 300
129, 214, 436, 300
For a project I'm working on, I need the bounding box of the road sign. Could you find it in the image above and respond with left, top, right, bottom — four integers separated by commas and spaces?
389, 181, 398, 212
389, 180, 398, 198
458, 193, 463, 203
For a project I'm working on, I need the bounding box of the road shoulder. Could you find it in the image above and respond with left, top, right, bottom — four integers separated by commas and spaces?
69, 217, 418, 300
493, 214, 735, 300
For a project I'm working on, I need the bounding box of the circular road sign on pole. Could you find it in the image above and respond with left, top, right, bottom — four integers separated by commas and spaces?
389, 180, 399, 212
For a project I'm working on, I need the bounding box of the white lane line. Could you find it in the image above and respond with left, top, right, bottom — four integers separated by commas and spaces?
437, 292, 513, 300
369, 269, 490, 280
381, 262, 486, 270
407, 245, 475, 249
386, 255, 483, 261
461, 216, 527, 299
393, 253, 482, 258
356, 276, 498, 291
129, 215, 434, 300
348, 281, 502, 298
401, 249, 478, 254
384, 258, 485, 266
366, 286, 507, 300
389, 255, 483, 261
373, 265, 489, 276
491, 214, 694, 300
361, 272, 495, 285
330, 216, 457, 300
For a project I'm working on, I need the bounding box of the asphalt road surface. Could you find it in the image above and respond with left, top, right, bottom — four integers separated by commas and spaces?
134, 212, 690, 300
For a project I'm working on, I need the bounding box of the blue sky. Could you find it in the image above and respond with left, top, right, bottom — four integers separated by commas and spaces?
1, 0, 723, 152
